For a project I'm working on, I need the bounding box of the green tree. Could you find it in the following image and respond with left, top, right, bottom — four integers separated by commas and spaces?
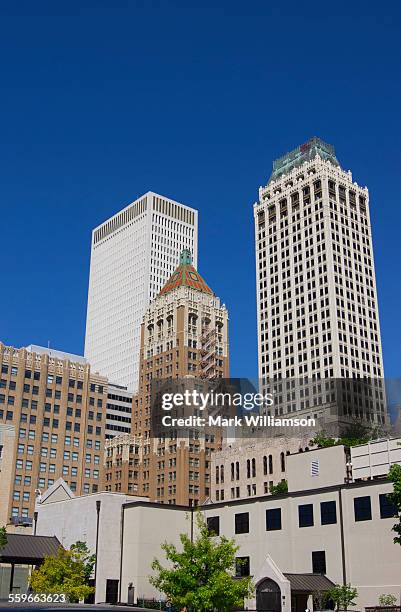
271, 480, 288, 495
0, 526, 7, 552
339, 422, 379, 448
310, 423, 383, 450
30, 543, 95, 602
150, 512, 254, 611
310, 431, 337, 448
313, 589, 329, 611
70, 541, 96, 582
379, 594, 397, 607
328, 584, 358, 611
387, 464, 401, 545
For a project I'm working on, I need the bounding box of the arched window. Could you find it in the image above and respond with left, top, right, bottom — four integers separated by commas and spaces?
215, 465, 219, 484
247, 459, 251, 479
263, 455, 268, 476
220, 465, 224, 484
231, 462, 234, 481
236, 461, 240, 480
280, 451, 285, 472
252, 457, 256, 478
269, 454, 273, 475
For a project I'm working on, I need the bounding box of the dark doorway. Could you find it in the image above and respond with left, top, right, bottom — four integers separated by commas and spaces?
256, 578, 281, 612
85, 579, 95, 604
106, 578, 119, 604
291, 593, 308, 612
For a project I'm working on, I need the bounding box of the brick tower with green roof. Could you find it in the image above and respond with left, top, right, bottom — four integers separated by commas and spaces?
103, 248, 230, 506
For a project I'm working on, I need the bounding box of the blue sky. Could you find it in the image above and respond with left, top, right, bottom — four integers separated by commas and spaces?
1, 0, 401, 378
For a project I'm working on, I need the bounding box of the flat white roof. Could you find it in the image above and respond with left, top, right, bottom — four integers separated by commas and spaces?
25, 345, 87, 365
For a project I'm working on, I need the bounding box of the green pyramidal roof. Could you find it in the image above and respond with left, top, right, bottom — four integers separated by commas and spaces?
158, 250, 213, 297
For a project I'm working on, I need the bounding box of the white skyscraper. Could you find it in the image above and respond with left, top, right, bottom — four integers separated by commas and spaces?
85, 191, 198, 391
254, 138, 386, 427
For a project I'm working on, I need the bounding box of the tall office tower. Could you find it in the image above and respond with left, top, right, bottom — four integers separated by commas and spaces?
0, 343, 108, 528
103, 250, 229, 505
85, 192, 198, 392
254, 138, 386, 427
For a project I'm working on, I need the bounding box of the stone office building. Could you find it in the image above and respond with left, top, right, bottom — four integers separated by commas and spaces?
0, 424, 16, 528
254, 138, 387, 429
0, 343, 107, 527
211, 435, 314, 502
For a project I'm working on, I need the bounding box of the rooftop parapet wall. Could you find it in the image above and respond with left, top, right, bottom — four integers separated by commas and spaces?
255, 151, 368, 212
268, 137, 339, 184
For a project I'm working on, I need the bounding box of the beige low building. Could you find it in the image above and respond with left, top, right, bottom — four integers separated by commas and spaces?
36, 441, 401, 611
34, 479, 148, 604
351, 437, 401, 480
